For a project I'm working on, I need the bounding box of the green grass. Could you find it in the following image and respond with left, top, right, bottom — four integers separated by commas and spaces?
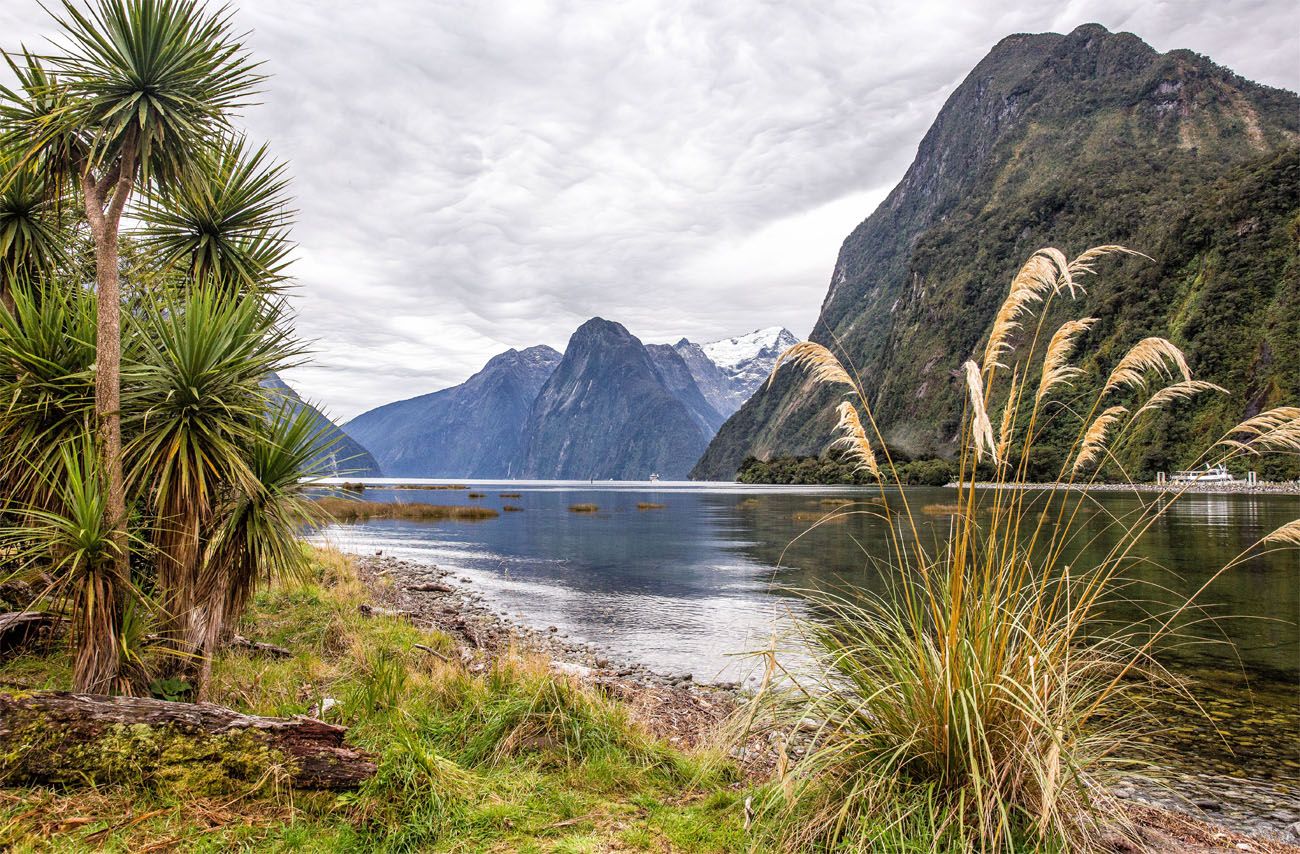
0, 548, 747, 853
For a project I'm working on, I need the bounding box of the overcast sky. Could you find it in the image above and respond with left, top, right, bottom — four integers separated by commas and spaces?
2, 1, 1297, 419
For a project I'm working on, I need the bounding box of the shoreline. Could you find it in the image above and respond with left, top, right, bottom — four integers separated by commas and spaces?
956, 480, 1300, 496
351, 550, 1300, 848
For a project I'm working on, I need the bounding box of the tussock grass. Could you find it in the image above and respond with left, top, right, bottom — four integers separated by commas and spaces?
636, 502, 666, 510
740, 245, 1300, 852
568, 504, 599, 513
313, 497, 499, 522
0, 547, 744, 851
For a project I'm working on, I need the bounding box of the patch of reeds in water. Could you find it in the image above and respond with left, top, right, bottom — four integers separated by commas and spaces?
502, 505, 524, 512
467, 492, 486, 499
568, 504, 599, 513
636, 502, 665, 510
314, 497, 499, 522
791, 510, 847, 524
499, 492, 522, 498
389, 484, 469, 491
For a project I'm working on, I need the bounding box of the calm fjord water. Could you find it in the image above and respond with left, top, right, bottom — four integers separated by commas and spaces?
315, 479, 1298, 683
312, 479, 1299, 809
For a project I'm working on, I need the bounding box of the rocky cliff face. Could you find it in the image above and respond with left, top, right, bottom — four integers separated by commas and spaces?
693, 23, 1300, 480
645, 344, 726, 434
521, 319, 714, 480
344, 346, 562, 478
262, 374, 383, 477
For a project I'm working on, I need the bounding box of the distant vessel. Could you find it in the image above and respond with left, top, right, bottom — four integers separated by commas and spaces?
1170, 464, 1235, 484
649, 473, 660, 482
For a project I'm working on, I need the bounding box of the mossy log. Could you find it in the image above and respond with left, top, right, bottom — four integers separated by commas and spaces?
0, 691, 375, 792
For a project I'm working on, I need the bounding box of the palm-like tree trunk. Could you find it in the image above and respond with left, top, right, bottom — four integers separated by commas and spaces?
76, 144, 136, 694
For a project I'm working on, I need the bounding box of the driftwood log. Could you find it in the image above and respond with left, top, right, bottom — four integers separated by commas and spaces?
0, 691, 375, 791
0, 611, 67, 653
228, 634, 293, 659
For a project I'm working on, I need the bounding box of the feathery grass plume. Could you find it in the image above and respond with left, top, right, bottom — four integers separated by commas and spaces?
1072, 406, 1128, 474
1065, 245, 1148, 281
963, 360, 997, 463
1037, 318, 1096, 403
1259, 519, 1300, 548
768, 341, 854, 389
1102, 337, 1191, 395
1133, 380, 1227, 418
829, 401, 880, 479
982, 250, 1063, 373
1220, 406, 1300, 455
732, 242, 1293, 853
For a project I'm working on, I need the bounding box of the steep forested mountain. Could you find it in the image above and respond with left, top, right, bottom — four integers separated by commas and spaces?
262, 374, 383, 477
521, 319, 714, 480
694, 24, 1300, 480
344, 346, 562, 477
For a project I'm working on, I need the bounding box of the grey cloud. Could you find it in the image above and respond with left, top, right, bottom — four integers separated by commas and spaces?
2, 0, 1297, 418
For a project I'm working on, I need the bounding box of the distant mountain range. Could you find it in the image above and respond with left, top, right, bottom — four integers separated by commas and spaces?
344, 322, 796, 479
261, 373, 383, 477
694, 23, 1300, 480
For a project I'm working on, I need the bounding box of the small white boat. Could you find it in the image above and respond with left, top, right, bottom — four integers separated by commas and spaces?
1170, 464, 1235, 484
649, 473, 660, 482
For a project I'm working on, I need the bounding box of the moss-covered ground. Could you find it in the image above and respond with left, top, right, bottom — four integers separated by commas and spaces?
0, 549, 750, 852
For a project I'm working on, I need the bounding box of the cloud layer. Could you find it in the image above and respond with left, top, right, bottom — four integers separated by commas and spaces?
3, 0, 1296, 419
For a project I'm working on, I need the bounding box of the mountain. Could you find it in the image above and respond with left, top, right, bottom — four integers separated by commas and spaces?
645, 344, 726, 433
521, 318, 714, 480
262, 374, 383, 477
693, 24, 1300, 481
673, 327, 798, 418
344, 345, 562, 477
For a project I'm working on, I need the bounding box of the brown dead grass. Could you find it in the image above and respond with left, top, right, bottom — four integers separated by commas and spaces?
313, 497, 499, 522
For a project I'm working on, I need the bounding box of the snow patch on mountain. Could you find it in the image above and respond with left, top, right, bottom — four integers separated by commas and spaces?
699, 327, 798, 372
676, 327, 798, 418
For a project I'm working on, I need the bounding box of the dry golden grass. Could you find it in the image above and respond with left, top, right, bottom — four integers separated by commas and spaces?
791, 510, 847, 524
1072, 405, 1128, 473
962, 360, 997, 463
1037, 317, 1095, 403
1102, 336, 1190, 394
313, 497, 499, 522
830, 401, 880, 478
769, 341, 853, 389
